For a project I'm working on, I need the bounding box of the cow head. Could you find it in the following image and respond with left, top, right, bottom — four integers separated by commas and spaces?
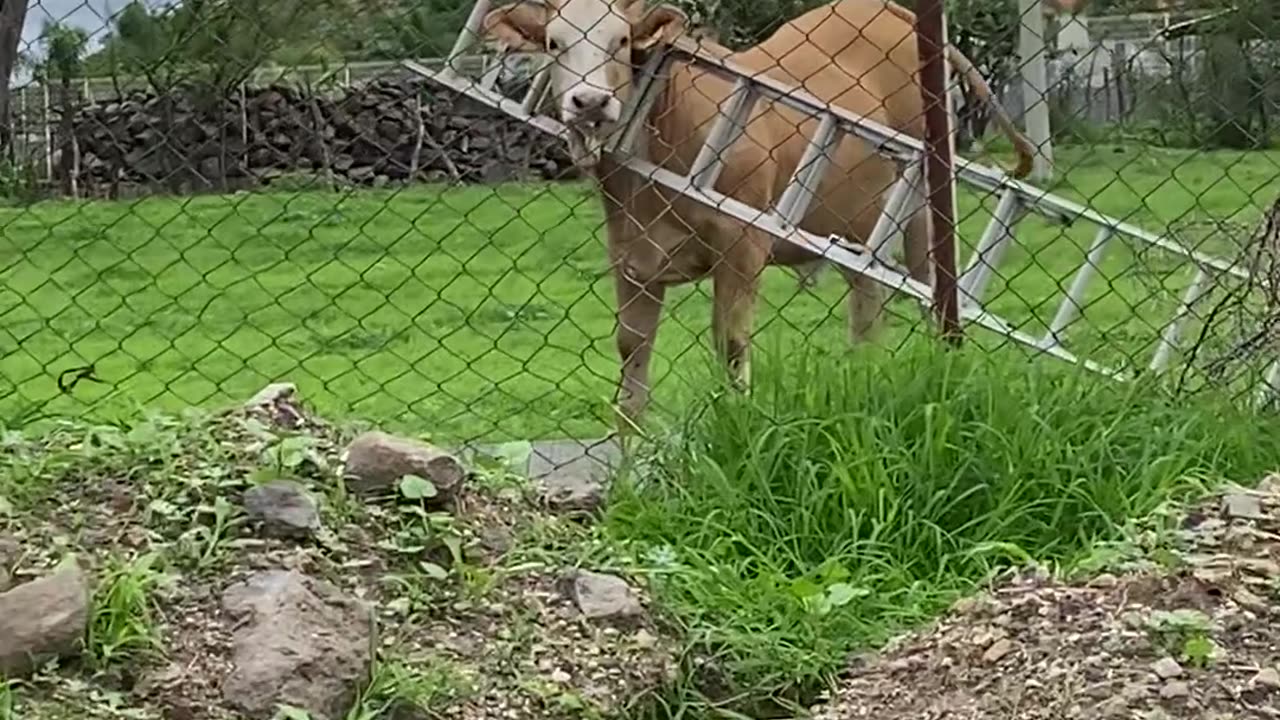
483, 0, 687, 167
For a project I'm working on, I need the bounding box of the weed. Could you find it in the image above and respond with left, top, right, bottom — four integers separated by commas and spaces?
345, 655, 477, 720
0, 679, 16, 720
1146, 609, 1220, 667
87, 552, 171, 670
605, 343, 1280, 703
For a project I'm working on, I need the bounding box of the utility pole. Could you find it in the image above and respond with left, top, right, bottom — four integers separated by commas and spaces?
1018, 0, 1054, 181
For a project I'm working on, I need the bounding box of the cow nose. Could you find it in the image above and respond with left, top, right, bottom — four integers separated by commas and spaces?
570, 90, 609, 113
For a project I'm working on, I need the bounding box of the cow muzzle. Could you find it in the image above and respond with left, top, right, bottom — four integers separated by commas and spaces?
562, 88, 622, 171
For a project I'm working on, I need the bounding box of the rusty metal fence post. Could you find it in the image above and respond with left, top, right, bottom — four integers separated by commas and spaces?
914, 0, 963, 346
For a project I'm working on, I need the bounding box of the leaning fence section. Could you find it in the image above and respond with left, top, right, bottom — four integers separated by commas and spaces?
2, 0, 1278, 444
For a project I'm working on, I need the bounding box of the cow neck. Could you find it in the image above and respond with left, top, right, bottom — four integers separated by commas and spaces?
594, 56, 689, 206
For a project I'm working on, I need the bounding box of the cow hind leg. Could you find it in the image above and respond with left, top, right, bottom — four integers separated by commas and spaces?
841, 268, 887, 344
902, 187, 938, 328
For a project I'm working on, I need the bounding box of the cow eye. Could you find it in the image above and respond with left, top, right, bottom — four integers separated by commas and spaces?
619, 36, 629, 48
548, 38, 561, 52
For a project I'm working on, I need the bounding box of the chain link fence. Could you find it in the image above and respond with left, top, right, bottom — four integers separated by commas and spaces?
2, 0, 1278, 446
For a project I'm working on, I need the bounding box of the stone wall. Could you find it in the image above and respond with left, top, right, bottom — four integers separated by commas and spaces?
67, 73, 578, 197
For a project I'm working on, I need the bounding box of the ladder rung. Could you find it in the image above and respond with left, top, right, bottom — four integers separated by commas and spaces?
775, 114, 842, 227
1148, 267, 1211, 373
447, 0, 492, 69
1040, 226, 1117, 350
480, 53, 505, 90
864, 159, 924, 263
520, 59, 552, 114
958, 188, 1022, 310
688, 78, 759, 189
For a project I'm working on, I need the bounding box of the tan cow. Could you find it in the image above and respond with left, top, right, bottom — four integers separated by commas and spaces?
482, 0, 1035, 429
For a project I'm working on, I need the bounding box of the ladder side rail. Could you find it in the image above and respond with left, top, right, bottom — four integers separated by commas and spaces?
957, 189, 1023, 310
666, 40, 921, 165
406, 60, 572, 140
955, 156, 1249, 283
1039, 226, 1118, 351
774, 114, 842, 226
687, 79, 761, 189
1148, 266, 1212, 373
623, 151, 1125, 380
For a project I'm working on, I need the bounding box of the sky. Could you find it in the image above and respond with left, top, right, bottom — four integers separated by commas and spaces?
19, 0, 170, 57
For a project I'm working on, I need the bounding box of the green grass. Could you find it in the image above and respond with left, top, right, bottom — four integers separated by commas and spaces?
2, 143, 1278, 442
603, 342, 1280, 706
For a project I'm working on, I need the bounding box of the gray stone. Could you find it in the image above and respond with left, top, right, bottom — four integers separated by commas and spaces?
222, 570, 374, 720
530, 439, 619, 513
243, 481, 321, 539
1151, 657, 1183, 679
569, 570, 643, 621
0, 535, 19, 592
0, 557, 90, 678
1253, 667, 1280, 689
246, 382, 297, 407
982, 638, 1015, 664
1158, 680, 1189, 700
1222, 491, 1265, 521
343, 431, 465, 500
244, 382, 305, 428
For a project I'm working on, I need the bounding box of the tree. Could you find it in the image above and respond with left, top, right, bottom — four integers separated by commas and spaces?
0, 0, 30, 158
38, 22, 90, 195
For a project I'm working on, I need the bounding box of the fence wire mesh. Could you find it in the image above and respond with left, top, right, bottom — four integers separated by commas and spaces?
2, 0, 1279, 447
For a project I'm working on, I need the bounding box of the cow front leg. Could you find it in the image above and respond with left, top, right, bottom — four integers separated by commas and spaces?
711, 250, 765, 392
614, 270, 666, 433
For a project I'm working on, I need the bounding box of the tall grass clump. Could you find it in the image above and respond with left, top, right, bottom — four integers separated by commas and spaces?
605, 342, 1280, 702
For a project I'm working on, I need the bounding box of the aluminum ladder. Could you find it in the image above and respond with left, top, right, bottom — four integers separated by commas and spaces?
404, 0, 1275, 402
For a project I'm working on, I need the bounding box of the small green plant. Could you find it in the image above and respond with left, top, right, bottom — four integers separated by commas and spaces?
250, 428, 328, 485
381, 475, 466, 580
173, 496, 242, 570
1145, 609, 1219, 668
87, 552, 171, 669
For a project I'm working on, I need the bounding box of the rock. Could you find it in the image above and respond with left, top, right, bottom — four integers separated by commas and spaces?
243, 481, 321, 539
528, 439, 619, 513
0, 557, 91, 678
1222, 491, 1265, 521
0, 535, 19, 592
569, 570, 643, 621
222, 570, 374, 720
1152, 657, 1183, 679
342, 431, 465, 500
246, 382, 296, 406
244, 383, 306, 428
982, 638, 1015, 664
1159, 681, 1189, 700
1253, 667, 1280, 689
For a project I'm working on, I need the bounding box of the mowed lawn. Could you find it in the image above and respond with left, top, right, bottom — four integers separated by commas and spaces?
3, 143, 1278, 442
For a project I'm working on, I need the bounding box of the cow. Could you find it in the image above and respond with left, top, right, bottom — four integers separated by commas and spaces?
480, 0, 1036, 431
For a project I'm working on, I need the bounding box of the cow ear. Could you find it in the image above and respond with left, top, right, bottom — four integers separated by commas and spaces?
483, 1, 549, 51
633, 4, 687, 51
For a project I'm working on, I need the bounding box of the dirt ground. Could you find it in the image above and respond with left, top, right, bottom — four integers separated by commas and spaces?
812, 479, 1280, 720
0, 391, 672, 720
